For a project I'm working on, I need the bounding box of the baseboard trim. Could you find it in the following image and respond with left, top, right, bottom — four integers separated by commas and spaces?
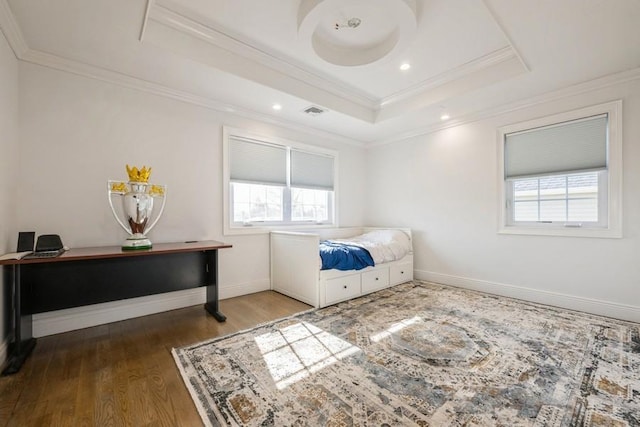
32, 279, 271, 337
220, 279, 271, 299
415, 270, 640, 323
33, 288, 207, 337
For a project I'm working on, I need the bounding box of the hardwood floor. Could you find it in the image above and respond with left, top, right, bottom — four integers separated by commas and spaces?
0, 291, 310, 426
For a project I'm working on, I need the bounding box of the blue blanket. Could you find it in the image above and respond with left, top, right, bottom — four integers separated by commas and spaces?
319, 241, 375, 271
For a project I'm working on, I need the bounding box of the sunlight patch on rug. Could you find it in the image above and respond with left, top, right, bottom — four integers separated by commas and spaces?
254, 321, 360, 390
172, 282, 640, 426
370, 315, 422, 342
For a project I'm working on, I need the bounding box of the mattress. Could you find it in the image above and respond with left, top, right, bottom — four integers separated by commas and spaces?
319, 229, 412, 270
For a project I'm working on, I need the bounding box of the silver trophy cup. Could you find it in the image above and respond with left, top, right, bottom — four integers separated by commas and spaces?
108, 166, 166, 250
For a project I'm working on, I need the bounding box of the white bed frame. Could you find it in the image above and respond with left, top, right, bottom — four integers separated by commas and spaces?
270, 227, 413, 308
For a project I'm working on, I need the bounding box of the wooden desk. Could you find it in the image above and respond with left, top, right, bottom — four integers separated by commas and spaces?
0, 241, 231, 375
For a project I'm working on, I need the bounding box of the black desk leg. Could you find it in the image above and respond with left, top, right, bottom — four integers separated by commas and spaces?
2, 265, 37, 376
204, 250, 226, 322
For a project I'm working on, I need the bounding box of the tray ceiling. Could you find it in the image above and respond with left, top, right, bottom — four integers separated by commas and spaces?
3, 0, 640, 144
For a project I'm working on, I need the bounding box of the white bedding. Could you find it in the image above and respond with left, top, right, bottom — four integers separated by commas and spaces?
329, 229, 412, 265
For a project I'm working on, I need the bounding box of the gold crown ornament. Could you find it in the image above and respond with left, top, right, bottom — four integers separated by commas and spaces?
126, 165, 152, 183
110, 181, 128, 193
149, 184, 165, 196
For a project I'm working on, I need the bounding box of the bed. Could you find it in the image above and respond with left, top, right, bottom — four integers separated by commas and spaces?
270, 227, 413, 308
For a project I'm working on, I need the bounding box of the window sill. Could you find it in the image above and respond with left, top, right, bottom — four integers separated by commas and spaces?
498, 225, 622, 239
224, 223, 338, 236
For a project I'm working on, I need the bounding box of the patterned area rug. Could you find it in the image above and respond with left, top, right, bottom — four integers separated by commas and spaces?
172, 282, 640, 426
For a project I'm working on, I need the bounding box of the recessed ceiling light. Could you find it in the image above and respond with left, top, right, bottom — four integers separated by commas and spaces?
400, 63, 411, 71
272, 104, 282, 111
440, 114, 450, 121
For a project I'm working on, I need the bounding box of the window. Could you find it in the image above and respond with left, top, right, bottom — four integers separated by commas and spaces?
223, 127, 337, 234
498, 101, 622, 238
232, 182, 284, 223
509, 172, 604, 224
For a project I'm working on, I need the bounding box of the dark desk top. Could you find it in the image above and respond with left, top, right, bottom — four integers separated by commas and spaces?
0, 240, 232, 265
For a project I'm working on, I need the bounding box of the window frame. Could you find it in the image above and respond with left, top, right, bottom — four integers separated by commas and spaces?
497, 101, 622, 238
223, 127, 338, 235
505, 170, 608, 227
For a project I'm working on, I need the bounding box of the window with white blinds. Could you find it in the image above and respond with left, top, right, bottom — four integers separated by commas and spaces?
498, 101, 622, 238
229, 138, 287, 186
504, 114, 607, 179
290, 149, 334, 190
224, 128, 337, 233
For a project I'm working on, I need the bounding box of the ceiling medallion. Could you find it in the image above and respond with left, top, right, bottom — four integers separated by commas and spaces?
298, 0, 417, 67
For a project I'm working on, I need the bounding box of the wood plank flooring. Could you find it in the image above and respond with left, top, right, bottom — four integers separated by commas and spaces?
0, 291, 310, 426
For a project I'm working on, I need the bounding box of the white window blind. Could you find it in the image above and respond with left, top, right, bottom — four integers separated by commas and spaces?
223, 126, 339, 234
229, 137, 287, 185
504, 114, 608, 179
290, 149, 334, 190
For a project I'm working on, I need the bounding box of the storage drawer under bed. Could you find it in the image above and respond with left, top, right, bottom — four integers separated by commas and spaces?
324, 274, 361, 305
390, 262, 413, 285
361, 268, 390, 294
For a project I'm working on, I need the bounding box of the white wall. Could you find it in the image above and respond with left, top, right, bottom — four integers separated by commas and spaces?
14, 50, 639, 338
16, 62, 366, 336
365, 79, 640, 322
0, 31, 19, 360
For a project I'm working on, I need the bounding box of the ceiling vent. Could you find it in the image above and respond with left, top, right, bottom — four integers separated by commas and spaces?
303, 105, 327, 116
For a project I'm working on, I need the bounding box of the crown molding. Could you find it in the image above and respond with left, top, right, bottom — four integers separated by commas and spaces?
374, 48, 526, 123
19, 49, 366, 148
3, 0, 365, 148
146, 2, 530, 125
13, 34, 640, 151
369, 66, 640, 147
21, 49, 234, 107
380, 47, 520, 108
139, 0, 154, 41
481, 0, 530, 73
18, 42, 640, 150
0, 0, 28, 58
9, 0, 638, 149
149, 3, 376, 109
373, 0, 530, 121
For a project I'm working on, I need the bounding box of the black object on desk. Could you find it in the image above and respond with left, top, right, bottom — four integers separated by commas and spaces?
0, 240, 232, 375
19, 233, 66, 259
34, 234, 64, 252
16, 232, 35, 253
